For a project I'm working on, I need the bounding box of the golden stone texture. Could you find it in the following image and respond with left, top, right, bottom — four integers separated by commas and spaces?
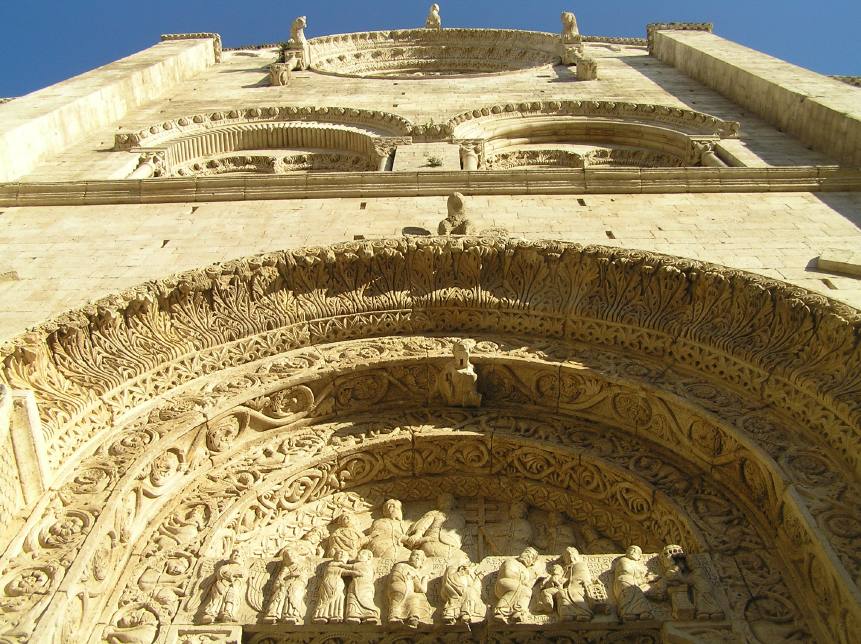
0, 8, 859, 644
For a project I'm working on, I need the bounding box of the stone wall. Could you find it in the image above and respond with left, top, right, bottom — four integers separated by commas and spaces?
0, 38, 217, 182
1, 191, 859, 340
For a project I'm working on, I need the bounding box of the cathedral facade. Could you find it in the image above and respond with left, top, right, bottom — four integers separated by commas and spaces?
0, 7, 859, 643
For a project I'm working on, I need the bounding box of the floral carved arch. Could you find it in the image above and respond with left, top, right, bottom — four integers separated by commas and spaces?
0, 237, 858, 643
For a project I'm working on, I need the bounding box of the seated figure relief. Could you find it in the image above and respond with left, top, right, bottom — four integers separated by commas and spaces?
365, 498, 410, 560
404, 493, 466, 559
660, 544, 724, 621
612, 545, 661, 621
494, 547, 542, 624
441, 556, 485, 624
482, 501, 533, 556
388, 549, 434, 628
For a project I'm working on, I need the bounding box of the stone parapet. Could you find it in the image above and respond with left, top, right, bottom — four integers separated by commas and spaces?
0, 38, 217, 183
651, 29, 861, 167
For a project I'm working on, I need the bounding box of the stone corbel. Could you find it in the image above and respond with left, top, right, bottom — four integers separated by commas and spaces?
128, 151, 168, 179
269, 62, 296, 87
0, 385, 51, 508
576, 56, 598, 80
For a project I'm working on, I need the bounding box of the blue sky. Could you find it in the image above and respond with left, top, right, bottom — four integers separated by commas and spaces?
0, 0, 857, 97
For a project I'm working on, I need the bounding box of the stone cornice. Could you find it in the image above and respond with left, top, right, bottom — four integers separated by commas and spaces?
222, 35, 647, 53
2, 166, 859, 207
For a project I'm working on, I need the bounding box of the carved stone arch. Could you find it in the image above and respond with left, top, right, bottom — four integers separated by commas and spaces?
113, 106, 415, 177
1, 237, 859, 643
447, 101, 740, 168
307, 29, 562, 79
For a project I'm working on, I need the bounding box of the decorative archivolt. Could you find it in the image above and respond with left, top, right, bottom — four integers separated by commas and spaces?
1, 237, 860, 643
447, 100, 740, 139
113, 106, 415, 150
0, 337, 850, 642
307, 28, 561, 78
446, 101, 740, 168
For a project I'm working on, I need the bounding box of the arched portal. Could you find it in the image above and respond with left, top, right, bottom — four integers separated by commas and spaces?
0, 238, 857, 643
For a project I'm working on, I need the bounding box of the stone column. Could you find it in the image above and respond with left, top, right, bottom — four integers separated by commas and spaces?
128, 152, 167, 179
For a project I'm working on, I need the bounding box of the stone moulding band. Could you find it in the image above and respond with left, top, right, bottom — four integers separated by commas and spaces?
223, 35, 647, 53
2, 166, 859, 207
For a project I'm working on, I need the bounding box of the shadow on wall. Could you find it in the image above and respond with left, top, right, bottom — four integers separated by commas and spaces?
617, 55, 834, 167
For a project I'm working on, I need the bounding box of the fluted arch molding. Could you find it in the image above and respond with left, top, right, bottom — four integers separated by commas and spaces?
0, 237, 859, 643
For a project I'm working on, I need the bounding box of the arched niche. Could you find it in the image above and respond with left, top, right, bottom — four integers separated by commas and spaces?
307, 29, 562, 79
0, 238, 858, 643
449, 101, 740, 168
113, 106, 415, 177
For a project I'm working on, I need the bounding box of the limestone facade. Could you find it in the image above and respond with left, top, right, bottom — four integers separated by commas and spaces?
0, 8, 859, 644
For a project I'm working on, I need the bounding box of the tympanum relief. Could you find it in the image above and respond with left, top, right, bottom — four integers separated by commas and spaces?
172, 492, 728, 637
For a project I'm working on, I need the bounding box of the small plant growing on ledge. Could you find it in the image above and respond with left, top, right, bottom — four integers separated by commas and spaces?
425, 155, 443, 167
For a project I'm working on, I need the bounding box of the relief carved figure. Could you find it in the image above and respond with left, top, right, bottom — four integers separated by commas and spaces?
561, 11, 581, 43
104, 604, 159, 644
405, 492, 466, 559
135, 553, 192, 614
612, 545, 660, 621
313, 550, 349, 623
493, 547, 541, 624
558, 547, 594, 621
344, 549, 381, 624
660, 544, 724, 620
388, 549, 433, 628
265, 528, 324, 624
438, 339, 482, 407
581, 524, 621, 554
438, 192, 476, 236
365, 499, 410, 560
286, 16, 310, 70
483, 501, 533, 555
441, 557, 485, 624
201, 550, 245, 624
425, 4, 441, 30
536, 511, 576, 553
325, 512, 365, 559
